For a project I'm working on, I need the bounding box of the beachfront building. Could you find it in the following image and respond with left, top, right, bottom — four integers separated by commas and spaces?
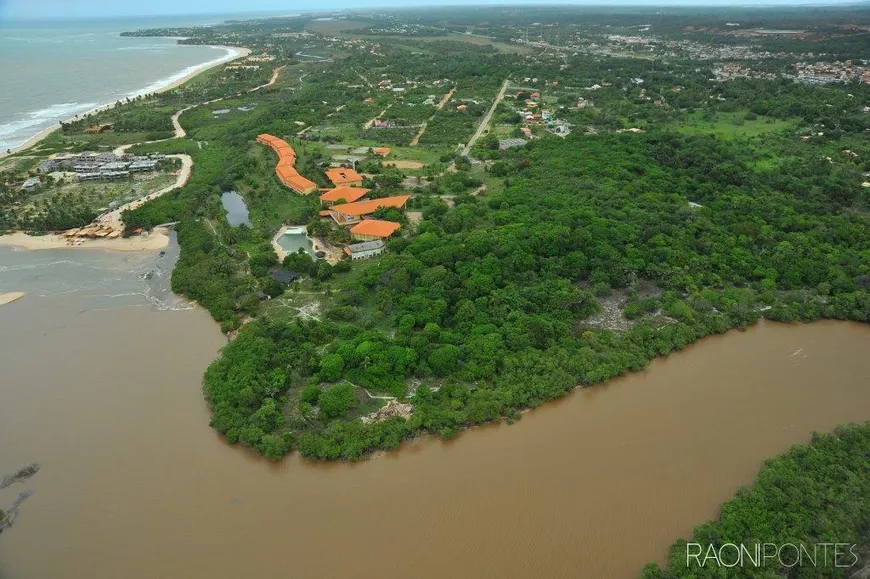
129, 160, 159, 172
349, 219, 401, 241
257, 133, 317, 195
328, 195, 411, 226
325, 167, 364, 187
344, 240, 385, 260
319, 186, 370, 206
37, 160, 61, 174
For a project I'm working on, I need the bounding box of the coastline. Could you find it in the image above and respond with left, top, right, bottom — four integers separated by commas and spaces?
0, 44, 251, 159
0, 227, 170, 252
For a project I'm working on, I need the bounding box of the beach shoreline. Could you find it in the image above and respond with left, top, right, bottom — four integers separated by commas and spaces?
1, 44, 251, 159
0, 227, 170, 253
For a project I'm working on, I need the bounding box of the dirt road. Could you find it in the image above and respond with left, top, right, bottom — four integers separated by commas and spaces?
461, 79, 509, 156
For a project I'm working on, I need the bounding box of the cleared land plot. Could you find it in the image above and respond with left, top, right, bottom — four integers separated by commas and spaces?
382, 160, 425, 169
677, 112, 795, 139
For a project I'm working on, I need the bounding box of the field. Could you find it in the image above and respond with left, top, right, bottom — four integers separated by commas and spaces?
677, 111, 796, 139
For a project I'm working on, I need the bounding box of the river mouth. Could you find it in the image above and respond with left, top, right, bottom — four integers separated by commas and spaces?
1, 244, 870, 579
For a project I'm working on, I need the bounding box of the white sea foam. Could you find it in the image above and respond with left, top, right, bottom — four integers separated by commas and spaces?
1, 45, 240, 151
0, 101, 98, 148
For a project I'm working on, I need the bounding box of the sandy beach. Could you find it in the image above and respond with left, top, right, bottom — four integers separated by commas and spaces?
0, 292, 25, 306
0, 227, 170, 252
1, 45, 251, 159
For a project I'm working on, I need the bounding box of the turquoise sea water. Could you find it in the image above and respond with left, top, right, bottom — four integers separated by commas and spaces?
0, 17, 235, 151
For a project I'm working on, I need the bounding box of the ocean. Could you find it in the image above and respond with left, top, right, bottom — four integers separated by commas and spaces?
0, 16, 239, 152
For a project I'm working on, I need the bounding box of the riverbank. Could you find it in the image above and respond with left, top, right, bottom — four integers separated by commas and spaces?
0, 45, 251, 159
0, 227, 169, 252
2, 302, 870, 579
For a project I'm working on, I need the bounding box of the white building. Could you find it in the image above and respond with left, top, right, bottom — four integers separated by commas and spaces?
343, 240, 385, 260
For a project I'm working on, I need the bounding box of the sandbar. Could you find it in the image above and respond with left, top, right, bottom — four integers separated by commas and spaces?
0, 227, 169, 253
0, 292, 25, 306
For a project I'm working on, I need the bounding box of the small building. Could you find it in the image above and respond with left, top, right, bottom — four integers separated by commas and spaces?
374, 147, 391, 157
320, 186, 370, 206
325, 167, 364, 187
21, 177, 41, 192
344, 240, 385, 260
350, 219, 401, 241
456, 104, 468, 112
271, 270, 301, 284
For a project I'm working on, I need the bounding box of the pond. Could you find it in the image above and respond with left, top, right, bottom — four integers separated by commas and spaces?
276, 226, 315, 257
220, 191, 250, 227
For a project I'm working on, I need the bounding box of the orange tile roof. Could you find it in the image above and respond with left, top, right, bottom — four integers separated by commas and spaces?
320, 186, 370, 204
330, 195, 410, 217
350, 219, 402, 238
259, 133, 314, 193
325, 167, 364, 186
319, 210, 332, 217
374, 147, 391, 156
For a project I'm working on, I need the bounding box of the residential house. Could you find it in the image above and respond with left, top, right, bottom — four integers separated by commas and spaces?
344, 240, 385, 260
349, 219, 401, 241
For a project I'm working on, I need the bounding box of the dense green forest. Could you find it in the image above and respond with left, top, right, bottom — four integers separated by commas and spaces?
641, 422, 870, 578
5, 6, 869, 462
200, 127, 870, 459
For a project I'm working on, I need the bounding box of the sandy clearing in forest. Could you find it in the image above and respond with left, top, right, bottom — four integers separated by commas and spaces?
382, 160, 425, 169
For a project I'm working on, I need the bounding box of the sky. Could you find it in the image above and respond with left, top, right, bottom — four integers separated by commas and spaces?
0, 0, 865, 20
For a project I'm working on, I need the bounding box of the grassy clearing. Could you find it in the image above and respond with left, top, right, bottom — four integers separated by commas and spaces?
677, 111, 795, 139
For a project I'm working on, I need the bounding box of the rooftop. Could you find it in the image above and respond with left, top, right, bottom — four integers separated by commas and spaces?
325, 167, 364, 186
320, 186, 370, 204
350, 219, 402, 238
346, 240, 385, 253
330, 195, 411, 217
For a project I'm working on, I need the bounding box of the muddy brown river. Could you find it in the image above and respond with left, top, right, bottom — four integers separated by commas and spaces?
1, 247, 869, 579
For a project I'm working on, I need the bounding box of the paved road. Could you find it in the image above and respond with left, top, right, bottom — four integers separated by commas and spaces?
462, 79, 509, 157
